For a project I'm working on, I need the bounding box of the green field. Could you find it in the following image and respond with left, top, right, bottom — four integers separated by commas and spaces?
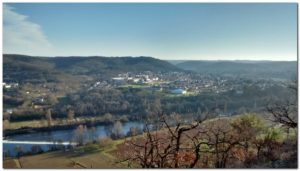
118, 84, 149, 89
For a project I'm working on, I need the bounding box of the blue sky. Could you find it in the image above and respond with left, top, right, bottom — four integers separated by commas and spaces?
3, 3, 297, 60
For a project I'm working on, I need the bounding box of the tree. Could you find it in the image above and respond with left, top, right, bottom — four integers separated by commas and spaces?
118, 113, 210, 168
267, 101, 297, 129
3, 119, 10, 130
75, 125, 87, 145
103, 113, 113, 123
204, 119, 242, 168
111, 121, 124, 139
230, 114, 266, 167
45, 108, 52, 127
67, 109, 75, 120
117, 110, 295, 168
266, 80, 297, 129
253, 128, 282, 167
231, 114, 265, 150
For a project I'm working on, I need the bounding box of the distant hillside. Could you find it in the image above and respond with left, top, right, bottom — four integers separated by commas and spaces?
176, 60, 297, 80
3, 54, 181, 83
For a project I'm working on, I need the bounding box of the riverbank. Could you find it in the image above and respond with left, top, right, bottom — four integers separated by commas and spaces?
3, 121, 144, 158
4, 120, 108, 137
4, 116, 138, 137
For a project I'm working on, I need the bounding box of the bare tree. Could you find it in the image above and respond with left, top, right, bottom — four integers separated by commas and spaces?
267, 101, 297, 129
117, 110, 295, 168
266, 80, 297, 129
67, 109, 75, 120
74, 125, 87, 145
118, 112, 210, 168
204, 119, 242, 168
3, 119, 10, 130
45, 108, 52, 127
111, 121, 124, 139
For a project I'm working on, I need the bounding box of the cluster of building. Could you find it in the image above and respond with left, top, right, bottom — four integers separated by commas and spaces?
106, 71, 284, 95
88, 81, 111, 91
3, 82, 19, 89
112, 72, 160, 85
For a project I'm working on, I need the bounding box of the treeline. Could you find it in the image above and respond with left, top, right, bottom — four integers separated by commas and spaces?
48, 84, 290, 120
3, 54, 181, 83
5, 83, 292, 122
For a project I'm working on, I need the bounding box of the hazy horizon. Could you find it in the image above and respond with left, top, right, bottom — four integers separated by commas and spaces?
3, 3, 297, 61
4, 53, 297, 62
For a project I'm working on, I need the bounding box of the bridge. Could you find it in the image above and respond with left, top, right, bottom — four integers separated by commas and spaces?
3, 140, 77, 145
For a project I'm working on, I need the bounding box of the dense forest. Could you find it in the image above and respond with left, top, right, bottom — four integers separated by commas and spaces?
6, 82, 292, 123
4, 54, 181, 83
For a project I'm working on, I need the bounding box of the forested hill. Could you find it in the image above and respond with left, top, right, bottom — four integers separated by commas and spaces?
174, 60, 297, 80
3, 54, 181, 83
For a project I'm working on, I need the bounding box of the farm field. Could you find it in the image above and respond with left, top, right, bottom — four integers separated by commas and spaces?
3, 140, 125, 169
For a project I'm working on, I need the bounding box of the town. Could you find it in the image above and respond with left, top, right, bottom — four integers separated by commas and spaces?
3, 70, 287, 120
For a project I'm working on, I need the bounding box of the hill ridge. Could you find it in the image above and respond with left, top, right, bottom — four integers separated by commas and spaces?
3, 54, 181, 83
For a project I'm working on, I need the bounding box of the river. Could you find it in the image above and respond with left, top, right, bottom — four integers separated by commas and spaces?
3, 121, 144, 158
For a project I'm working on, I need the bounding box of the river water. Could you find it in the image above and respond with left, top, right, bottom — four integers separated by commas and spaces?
3, 121, 144, 157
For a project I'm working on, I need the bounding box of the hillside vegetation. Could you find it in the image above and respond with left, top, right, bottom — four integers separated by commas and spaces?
4, 54, 181, 83
175, 60, 297, 80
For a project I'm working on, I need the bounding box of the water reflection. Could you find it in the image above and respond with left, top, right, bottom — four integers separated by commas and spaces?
3, 121, 144, 157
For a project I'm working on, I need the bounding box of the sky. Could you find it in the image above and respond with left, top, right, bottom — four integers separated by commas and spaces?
3, 3, 298, 61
